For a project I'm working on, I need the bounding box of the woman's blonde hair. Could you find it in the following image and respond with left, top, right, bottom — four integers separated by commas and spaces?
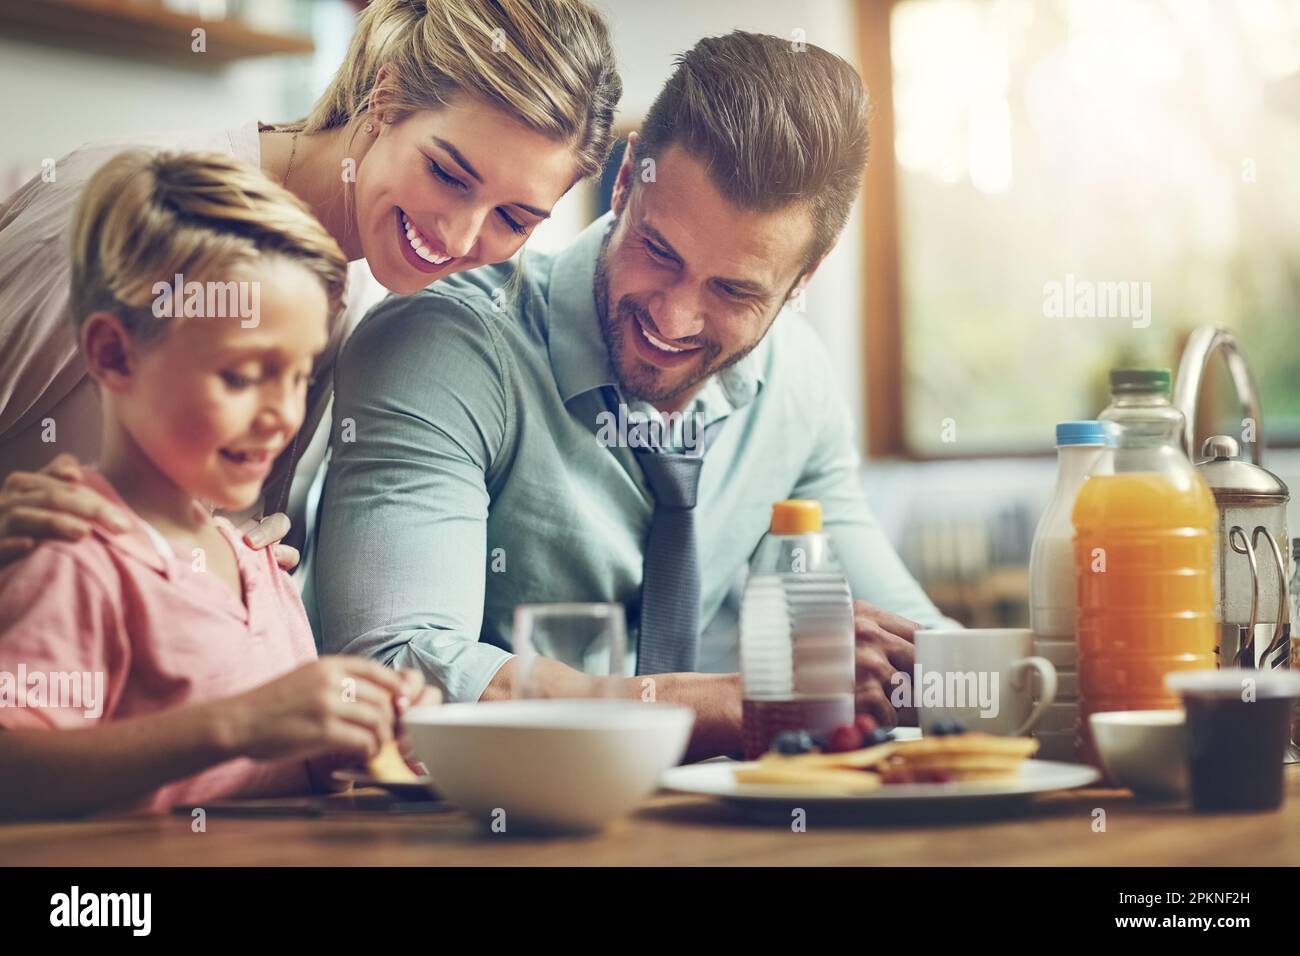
281, 0, 621, 178
70, 150, 348, 342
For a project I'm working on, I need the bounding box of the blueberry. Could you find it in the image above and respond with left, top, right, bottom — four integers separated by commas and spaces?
773, 730, 815, 755
931, 719, 967, 737
868, 728, 895, 745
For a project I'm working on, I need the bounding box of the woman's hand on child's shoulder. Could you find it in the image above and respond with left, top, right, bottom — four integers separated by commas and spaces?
242, 511, 299, 571
0, 453, 132, 566
218, 657, 425, 765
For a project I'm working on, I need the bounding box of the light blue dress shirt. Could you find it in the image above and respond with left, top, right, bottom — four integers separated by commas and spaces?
305, 214, 953, 702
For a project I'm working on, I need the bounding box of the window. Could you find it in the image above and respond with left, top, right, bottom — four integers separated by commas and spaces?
884, 0, 1300, 456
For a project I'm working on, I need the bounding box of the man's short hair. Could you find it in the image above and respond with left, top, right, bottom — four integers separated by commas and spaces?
637, 31, 870, 269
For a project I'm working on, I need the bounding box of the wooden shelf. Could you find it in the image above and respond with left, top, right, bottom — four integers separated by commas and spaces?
0, 0, 315, 66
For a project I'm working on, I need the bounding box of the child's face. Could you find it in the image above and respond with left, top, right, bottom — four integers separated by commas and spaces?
118, 257, 330, 511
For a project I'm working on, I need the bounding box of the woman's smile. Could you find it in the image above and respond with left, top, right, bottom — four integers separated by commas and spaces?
395, 208, 457, 275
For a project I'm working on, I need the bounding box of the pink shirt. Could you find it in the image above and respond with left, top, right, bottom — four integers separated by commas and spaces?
0, 472, 318, 812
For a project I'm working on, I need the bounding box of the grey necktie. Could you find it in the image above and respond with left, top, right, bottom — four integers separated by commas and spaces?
634, 446, 705, 675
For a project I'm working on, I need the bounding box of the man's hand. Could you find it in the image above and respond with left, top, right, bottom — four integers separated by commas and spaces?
853, 600, 921, 727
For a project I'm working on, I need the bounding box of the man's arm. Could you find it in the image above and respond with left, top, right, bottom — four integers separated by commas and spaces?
313, 292, 515, 702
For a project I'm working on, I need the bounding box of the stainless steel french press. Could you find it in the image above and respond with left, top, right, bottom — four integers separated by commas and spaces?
1196, 435, 1291, 672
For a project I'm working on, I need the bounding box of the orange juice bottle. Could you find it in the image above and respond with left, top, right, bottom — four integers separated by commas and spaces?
1072, 369, 1217, 770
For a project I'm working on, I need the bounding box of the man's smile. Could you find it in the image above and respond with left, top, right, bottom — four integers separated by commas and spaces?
627, 311, 704, 369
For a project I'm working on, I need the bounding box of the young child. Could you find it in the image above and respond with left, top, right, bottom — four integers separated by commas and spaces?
0, 151, 428, 818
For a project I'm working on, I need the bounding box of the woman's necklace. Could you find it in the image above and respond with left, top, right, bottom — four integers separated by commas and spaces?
282, 131, 301, 188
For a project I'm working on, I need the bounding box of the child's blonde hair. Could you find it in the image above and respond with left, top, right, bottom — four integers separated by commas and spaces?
70, 150, 348, 342
279, 0, 621, 179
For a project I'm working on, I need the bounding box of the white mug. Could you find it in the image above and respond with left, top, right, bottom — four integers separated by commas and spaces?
910, 628, 1057, 737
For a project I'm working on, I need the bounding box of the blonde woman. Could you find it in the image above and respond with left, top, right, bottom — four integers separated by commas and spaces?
0, 0, 621, 565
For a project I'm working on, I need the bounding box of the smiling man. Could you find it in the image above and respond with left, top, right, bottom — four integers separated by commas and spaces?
307, 32, 956, 759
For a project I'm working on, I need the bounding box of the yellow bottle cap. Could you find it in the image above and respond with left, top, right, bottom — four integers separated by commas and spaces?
770, 500, 823, 535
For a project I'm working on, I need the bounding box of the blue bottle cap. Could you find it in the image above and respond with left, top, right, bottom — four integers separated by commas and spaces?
1055, 420, 1116, 447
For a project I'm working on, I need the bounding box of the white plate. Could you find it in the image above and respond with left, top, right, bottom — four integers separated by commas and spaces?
660, 757, 1098, 811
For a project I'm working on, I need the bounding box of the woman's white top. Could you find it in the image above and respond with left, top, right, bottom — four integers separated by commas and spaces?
0, 122, 387, 527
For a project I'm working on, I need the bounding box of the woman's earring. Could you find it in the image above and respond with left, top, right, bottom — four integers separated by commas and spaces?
364, 122, 375, 135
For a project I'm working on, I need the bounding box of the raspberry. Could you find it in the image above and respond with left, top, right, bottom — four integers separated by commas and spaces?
919, 769, 953, 784
825, 723, 863, 753
885, 766, 916, 784
854, 714, 878, 736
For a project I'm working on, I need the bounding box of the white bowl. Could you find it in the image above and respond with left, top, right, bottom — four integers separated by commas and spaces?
405, 699, 694, 833
1089, 710, 1188, 800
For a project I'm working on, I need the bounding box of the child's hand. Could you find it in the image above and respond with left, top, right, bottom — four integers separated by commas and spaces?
301, 675, 438, 790
393, 668, 436, 711
305, 752, 359, 793
222, 657, 411, 763
0, 453, 133, 566
395, 677, 442, 774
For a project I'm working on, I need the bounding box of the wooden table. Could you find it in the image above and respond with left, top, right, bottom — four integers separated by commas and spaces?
5, 767, 1300, 866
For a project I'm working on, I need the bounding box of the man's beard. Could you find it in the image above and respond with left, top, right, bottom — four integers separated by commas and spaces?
593, 235, 765, 406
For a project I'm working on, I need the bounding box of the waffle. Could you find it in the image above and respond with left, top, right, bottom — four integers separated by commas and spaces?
734, 733, 1037, 788
367, 740, 418, 782
879, 734, 1036, 780
733, 763, 883, 791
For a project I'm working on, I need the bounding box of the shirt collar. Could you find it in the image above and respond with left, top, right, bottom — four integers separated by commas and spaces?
82, 470, 259, 585
544, 211, 767, 418
83, 471, 173, 577
546, 212, 618, 405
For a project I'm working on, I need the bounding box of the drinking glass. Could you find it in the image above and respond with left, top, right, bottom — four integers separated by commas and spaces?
512, 603, 628, 699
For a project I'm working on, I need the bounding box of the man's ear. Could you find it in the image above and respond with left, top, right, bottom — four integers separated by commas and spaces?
786, 254, 826, 306
81, 312, 137, 394
610, 131, 639, 216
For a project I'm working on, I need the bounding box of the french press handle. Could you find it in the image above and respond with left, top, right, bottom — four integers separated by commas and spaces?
1228, 526, 1290, 668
